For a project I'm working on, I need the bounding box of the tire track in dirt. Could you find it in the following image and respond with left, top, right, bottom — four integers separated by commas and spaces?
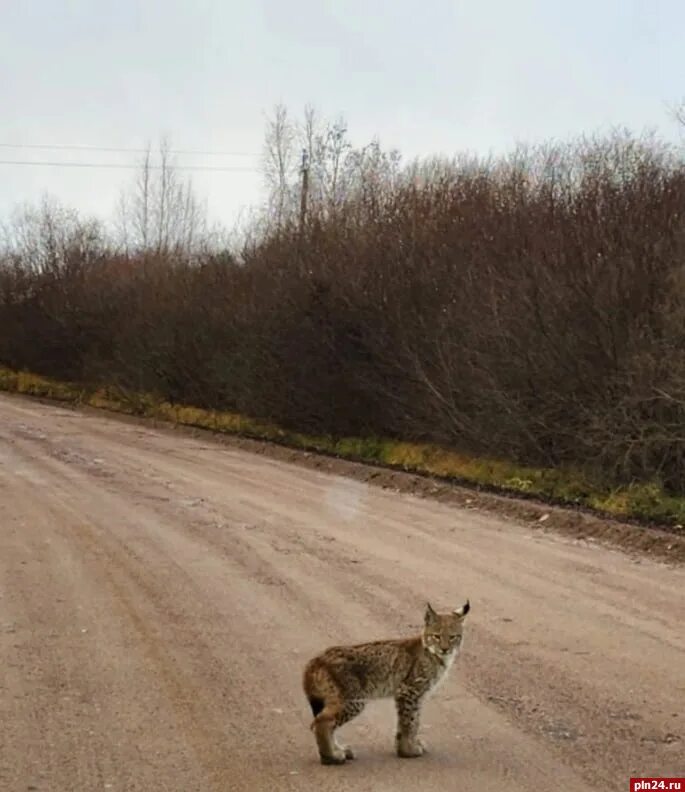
1, 394, 684, 791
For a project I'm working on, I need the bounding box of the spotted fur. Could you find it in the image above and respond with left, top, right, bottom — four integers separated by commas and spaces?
302, 600, 470, 764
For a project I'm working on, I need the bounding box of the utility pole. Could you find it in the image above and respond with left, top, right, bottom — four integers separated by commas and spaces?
299, 147, 309, 237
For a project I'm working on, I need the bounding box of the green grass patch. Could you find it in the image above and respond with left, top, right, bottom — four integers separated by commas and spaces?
2, 365, 684, 528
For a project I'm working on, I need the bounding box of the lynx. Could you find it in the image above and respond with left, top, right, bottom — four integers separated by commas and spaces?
302, 600, 470, 764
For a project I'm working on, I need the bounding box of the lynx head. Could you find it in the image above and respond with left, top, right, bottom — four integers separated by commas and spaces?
422, 600, 470, 659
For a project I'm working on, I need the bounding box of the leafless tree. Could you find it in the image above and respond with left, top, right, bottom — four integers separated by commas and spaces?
260, 103, 402, 228
115, 138, 209, 259
262, 104, 298, 230
671, 98, 685, 128
2, 195, 104, 275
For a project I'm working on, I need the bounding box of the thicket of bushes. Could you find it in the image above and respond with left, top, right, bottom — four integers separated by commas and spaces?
2, 131, 685, 501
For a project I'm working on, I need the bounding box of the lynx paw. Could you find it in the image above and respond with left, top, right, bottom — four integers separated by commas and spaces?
396, 739, 425, 758
343, 745, 356, 760
320, 749, 347, 766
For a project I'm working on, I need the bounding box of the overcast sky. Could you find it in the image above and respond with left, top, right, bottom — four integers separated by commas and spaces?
1, 0, 683, 228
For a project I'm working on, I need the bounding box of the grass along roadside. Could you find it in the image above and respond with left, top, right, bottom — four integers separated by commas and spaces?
2, 364, 685, 532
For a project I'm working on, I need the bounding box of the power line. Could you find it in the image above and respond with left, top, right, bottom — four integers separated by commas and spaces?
0, 159, 259, 172
0, 142, 259, 157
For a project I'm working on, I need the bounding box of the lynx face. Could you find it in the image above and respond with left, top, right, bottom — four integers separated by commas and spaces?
422, 600, 470, 661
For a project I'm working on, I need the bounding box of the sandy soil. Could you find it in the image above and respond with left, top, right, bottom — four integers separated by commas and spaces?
1, 393, 683, 792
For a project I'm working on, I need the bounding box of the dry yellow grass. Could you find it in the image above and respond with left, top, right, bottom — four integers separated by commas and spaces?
1, 366, 683, 527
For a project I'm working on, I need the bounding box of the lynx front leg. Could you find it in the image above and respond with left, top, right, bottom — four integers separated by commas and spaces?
394, 687, 426, 758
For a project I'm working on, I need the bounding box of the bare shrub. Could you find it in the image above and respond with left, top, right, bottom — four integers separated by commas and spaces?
2, 126, 685, 493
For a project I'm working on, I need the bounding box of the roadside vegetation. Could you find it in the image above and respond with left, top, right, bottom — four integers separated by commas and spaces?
2, 107, 685, 527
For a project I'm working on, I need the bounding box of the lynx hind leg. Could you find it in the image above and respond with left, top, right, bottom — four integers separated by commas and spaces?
334, 701, 365, 760
310, 698, 366, 764
314, 708, 347, 765
304, 657, 368, 765
305, 665, 349, 765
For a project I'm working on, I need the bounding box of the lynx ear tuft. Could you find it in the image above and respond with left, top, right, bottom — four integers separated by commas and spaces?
454, 600, 470, 618
424, 602, 438, 624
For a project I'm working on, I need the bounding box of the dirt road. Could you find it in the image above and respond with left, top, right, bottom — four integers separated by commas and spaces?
1, 393, 683, 792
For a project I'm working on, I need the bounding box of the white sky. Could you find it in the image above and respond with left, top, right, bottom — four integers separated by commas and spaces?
1, 0, 683, 228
